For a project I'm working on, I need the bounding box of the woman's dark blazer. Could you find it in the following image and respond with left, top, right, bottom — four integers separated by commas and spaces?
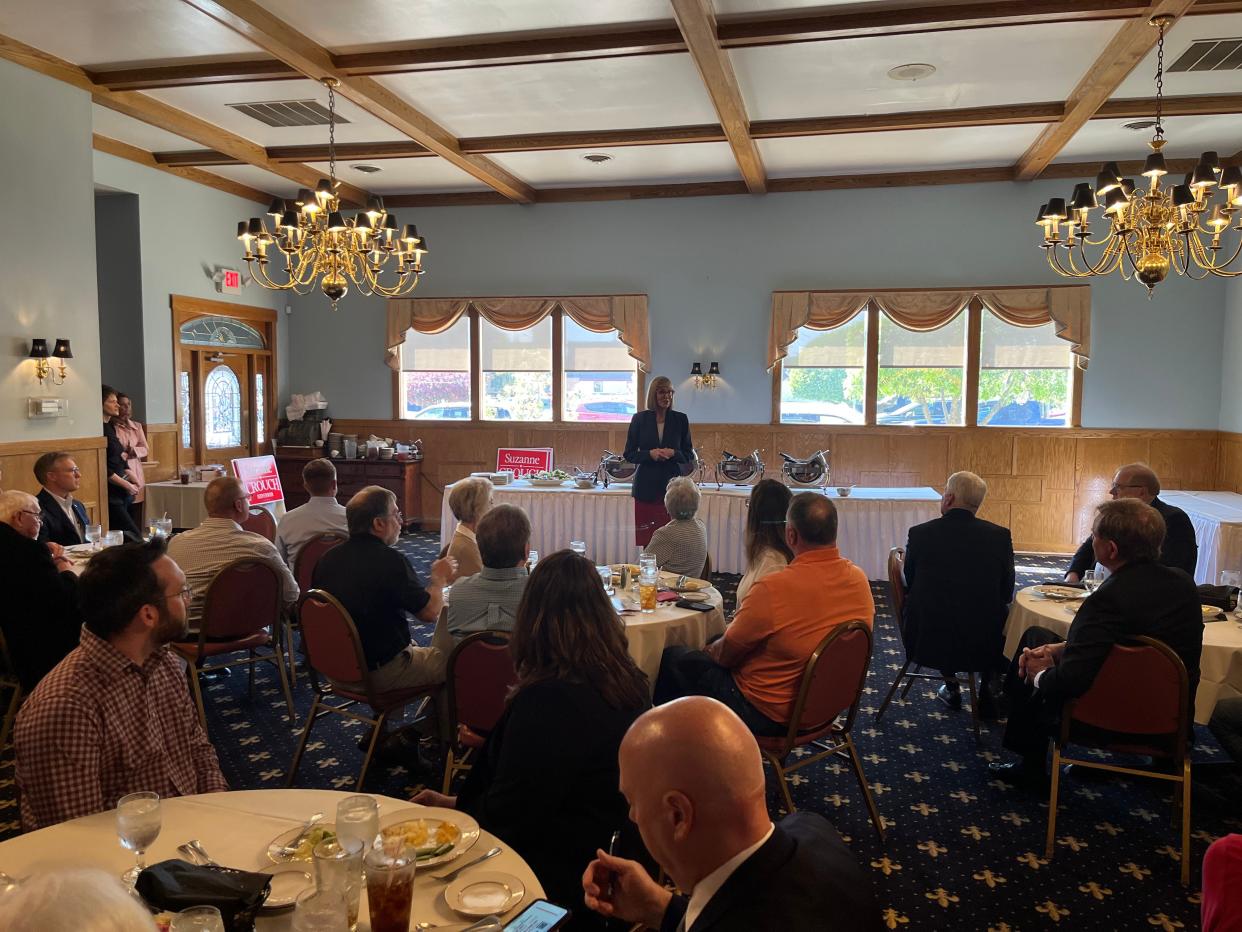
623, 409, 694, 503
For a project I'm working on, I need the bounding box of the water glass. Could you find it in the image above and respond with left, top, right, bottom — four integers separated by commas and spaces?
1082, 569, 1099, 594
170, 906, 226, 932
334, 795, 379, 854
85, 523, 103, 550
314, 837, 364, 932
365, 845, 416, 932
156, 517, 173, 537
528, 550, 539, 572
116, 791, 161, 888
570, 540, 587, 558
293, 888, 349, 932
597, 565, 614, 595
104, 530, 124, 547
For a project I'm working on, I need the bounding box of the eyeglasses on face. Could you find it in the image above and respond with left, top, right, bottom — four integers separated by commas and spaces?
55, 466, 80, 475
1109, 482, 1144, 494
20, 509, 43, 521
159, 586, 193, 604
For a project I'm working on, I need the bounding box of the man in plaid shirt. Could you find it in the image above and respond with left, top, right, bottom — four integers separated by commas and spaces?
15, 538, 228, 831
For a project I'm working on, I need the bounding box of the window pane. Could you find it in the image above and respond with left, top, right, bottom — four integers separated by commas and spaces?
204, 365, 242, 448
401, 317, 471, 420
254, 371, 265, 443
876, 311, 966, 426
779, 312, 866, 425
563, 317, 638, 423
180, 371, 192, 448
979, 312, 1072, 427
481, 316, 552, 421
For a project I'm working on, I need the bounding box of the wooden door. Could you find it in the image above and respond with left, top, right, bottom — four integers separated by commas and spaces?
198, 351, 251, 466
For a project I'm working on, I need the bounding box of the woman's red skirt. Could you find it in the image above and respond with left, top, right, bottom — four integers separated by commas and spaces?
634, 498, 671, 547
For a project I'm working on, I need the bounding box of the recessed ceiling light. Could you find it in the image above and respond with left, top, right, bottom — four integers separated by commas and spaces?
1122, 119, 1159, 131
582, 153, 613, 164
350, 164, 382, 173
887, 62, 936, 82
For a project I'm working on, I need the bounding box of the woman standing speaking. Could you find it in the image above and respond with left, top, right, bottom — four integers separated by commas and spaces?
624, 376, 694, 546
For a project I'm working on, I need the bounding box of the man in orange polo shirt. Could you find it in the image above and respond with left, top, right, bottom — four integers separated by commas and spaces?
654, 493, 874, 735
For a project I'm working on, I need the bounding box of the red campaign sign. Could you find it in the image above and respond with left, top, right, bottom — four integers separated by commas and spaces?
496, 448, 553, 477
231, 454, 285, 505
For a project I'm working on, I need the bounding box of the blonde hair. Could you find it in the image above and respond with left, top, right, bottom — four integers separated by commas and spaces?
448, 476, 493, 524
645, 376, 674, 411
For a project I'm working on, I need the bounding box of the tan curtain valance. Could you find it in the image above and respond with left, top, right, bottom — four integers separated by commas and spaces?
769, 285, 1090, 370
386, 294, 651, 372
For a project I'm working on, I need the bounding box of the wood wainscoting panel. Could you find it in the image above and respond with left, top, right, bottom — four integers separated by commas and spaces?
1074, 437, 1152, 492
826, 434, 890, 486
0, 435, 108, 528
889, 433, 951, 488
1218, 432, 1242, 493
977, 475, 1043, 503
144, 423, 179, 483
1149, 435, 1219, 492
1013, 435, 1076, 491
1012, 489, 1076, 553
948, 431, 1014, 477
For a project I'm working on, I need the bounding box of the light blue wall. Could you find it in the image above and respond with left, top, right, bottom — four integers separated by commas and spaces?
287, 180, 1227, 429
1222, 278, 1242, 434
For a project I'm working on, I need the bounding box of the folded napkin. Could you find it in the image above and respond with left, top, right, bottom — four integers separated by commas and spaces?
136, 860, 271, 932
1198, 584, 1238, 611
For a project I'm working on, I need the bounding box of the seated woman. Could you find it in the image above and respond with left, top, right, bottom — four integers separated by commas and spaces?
643, 477, 708, 578
445, 476, 493, 581
413, 551, 650, 928
734, 479, 794, 609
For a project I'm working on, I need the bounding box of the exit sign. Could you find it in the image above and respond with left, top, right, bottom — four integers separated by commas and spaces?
216, 268, 243, 294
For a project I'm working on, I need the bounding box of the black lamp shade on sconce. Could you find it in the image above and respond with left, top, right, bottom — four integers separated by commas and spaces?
708, 362, 721, 376
28, 339, 49, 359
52, 339, 72, 359
690, 362, 703, 376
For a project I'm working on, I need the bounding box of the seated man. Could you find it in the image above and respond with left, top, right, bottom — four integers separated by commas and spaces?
166, 476, 298, 632
313, 485, 455, 692
1065, 462, 1196, 581
15, 538, 228, 831
583, 697, 881, 932
447, 503, 530, 638
902, 470, 1014, 716
654, 493, 874, 736
275, 457, 347, 568
34, 452, 88, 546
992, 498, 1203, 787
0, 491, 81, 691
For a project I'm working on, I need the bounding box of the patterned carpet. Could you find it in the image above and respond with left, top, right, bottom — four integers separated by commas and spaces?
2, 537, 1237, 930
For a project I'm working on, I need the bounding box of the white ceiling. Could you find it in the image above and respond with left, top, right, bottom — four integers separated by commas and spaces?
1114, 13, 1242, 99
1054, 114, 1242, 164
92, 105, 201, 152
491, 142, 743, 187
304, 158, 488, 194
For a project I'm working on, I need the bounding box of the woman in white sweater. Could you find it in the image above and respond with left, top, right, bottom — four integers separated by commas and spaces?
734, 479, 795, 608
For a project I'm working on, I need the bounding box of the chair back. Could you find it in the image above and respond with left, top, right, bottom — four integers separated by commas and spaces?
1061, 636, 1190, 755
201, 558, 283, 641
294, 532, 347, 593
446, 631, 518, 738
780, 621, 872, 748
300, 589, 369, 687
887, 548, 906, 630
242, 506, 277, 542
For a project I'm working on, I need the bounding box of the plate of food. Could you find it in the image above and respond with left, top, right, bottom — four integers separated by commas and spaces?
377, 807, 480, 868
526, 469, 572, 487
266, 824, 337, 863
658, 572, 710, 592
1034, 584, 1086, 601
1202, 604, 1228, 621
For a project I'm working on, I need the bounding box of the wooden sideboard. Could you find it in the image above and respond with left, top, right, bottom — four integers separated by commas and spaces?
274, 450, 423, 529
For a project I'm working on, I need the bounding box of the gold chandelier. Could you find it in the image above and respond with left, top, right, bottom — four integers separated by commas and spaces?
1035, 15, 1241, 296
236, 79, 428, 309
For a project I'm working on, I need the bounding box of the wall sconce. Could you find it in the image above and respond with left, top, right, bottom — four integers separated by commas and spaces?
691, 361, 721, 390
29, 338, 72, 386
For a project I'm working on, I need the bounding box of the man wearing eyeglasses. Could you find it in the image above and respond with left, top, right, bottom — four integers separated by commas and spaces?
1064, 463, 1197, 582
34, 452, 89, 546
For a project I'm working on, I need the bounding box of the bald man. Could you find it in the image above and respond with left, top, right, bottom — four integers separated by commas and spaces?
583, 698, 880, 932
1065, 463, 1196, 581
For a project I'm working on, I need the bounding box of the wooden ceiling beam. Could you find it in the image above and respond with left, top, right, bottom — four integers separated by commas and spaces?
177, 0, 535, 203
93, 134, 272, 203
1014, 0, 1197, 181
670, 0, 766, 194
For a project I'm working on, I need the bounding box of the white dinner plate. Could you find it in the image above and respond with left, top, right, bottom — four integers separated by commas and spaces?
1034, 585, 1086, 601
259, 863, 314, 910
446, 871, 525, 918
265, 822, 338, 863
526, 478, 569, 487
377, 806, 480, 868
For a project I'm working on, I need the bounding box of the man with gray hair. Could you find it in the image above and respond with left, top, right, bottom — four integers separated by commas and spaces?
900, 470, 1014, 716
447, 503, 530, 638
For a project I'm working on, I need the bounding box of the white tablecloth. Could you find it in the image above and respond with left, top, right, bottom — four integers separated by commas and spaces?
147, 481, 285, 530
1161, 490, 1242, 585
1003, 586, 1242, 725
0, 789, 543, 929
441, 483, 940, 579
619, 586, 727, 687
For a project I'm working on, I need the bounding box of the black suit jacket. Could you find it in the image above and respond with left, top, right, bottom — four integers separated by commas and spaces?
659, 812, 881, 932
36, 488, 88, 546
1040, 560, 1203, 707
902, 509, 1015, 671
624, 409, 694, 503
1067, 496, 1197, 578
0, 524, 81, 690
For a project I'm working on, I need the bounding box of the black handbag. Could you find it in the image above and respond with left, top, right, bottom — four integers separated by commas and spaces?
135, 860, 271, 932
1197, 584, 1238, 611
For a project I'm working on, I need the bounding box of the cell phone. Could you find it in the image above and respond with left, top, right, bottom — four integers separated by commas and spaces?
503, 899, 572, 931
676, 598, 714, 612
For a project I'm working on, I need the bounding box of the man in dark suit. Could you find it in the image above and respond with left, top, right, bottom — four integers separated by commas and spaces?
34, 452, 89, 546
991, 498, 1203, 788
1064, 462, 1196, 581
583, 697, 881, 932
902, 470, 1014, 716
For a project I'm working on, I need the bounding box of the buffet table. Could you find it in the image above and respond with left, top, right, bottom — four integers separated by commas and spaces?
1003, 586, 1242, 725
1161, 490, 1242, 585
0, 789, 543, 929
441, 482, 940, 579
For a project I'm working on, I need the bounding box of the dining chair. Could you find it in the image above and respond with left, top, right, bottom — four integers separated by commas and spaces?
753, 620, 885, 842
1045, 635, 1193, 885
241, 505, 277, 542
287, 589, 438, 791
286, 532, 348, 685
172, 558, 296, 731
441, 630, 518, 793
0, 630, 24, 750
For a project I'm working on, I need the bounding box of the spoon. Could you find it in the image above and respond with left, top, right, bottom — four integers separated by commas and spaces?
188, 839, 218, 866
432, 846, 502, 882
414, 918, 502, 931
281, 812, 324, 854
0, 871, 22, 895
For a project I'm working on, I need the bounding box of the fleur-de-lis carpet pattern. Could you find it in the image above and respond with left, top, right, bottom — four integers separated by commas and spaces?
1, 538, 1236, 930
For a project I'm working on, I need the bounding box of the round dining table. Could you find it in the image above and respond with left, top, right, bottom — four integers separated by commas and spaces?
614, 578, 727, 690
1003, 585, 1242, 726
0, 788, 544, 929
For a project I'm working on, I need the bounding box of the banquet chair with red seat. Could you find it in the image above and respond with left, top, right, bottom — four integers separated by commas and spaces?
441, 630, 518, 793
241, 505, 277, 542
754, 620, 885, 842
0, 630, 24, 750
1044, 635, 1193, 885
172, 557, 296, 731
285, 532, 348, 685
287, 588, 438, 791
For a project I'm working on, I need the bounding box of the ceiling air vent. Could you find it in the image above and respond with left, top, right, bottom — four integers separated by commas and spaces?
1168, 38, 1242, 72
226, 99, 351, 128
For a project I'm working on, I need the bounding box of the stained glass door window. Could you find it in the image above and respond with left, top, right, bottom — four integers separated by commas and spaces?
204, 364, 242, 449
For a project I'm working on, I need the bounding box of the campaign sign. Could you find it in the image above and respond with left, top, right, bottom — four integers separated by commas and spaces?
496, 448, 553, 478
231, 454, 284, 505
